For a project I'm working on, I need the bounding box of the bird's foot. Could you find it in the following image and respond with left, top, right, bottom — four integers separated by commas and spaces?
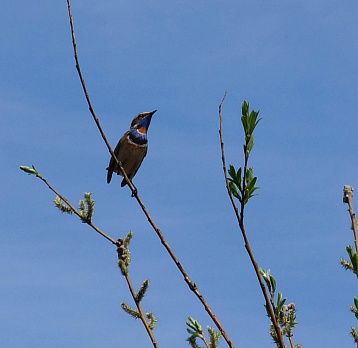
131, 183, 138, 197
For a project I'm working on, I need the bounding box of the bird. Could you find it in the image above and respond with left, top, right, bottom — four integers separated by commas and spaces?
107, 110, 157, 187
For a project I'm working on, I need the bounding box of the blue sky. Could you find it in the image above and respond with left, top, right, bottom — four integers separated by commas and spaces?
2, 1, 358, 347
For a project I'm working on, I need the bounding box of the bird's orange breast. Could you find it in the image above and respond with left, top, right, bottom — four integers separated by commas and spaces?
137, 127, 147, 135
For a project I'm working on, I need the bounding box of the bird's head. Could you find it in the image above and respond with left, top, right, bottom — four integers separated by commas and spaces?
130, 110, 157, 134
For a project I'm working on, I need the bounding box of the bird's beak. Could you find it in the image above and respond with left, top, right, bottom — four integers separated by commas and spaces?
150, 110, 157, 116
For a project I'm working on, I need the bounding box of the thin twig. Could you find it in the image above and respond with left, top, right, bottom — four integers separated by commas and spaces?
219, 92, 241, 226
288, 335, 295, 348
343, 185, 358, 252
219, 94, 285, 348
66, 1, 235, 347
124, 274, 159, 348
202, 335, 210, 348
66, 0, 136, 193
40, 175, 117, 244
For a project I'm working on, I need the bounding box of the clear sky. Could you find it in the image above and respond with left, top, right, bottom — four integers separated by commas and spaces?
2, 1, 358, 347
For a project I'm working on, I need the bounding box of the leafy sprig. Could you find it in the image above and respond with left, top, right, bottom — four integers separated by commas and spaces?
186, 316, 221, 348
227, 101, 260, 205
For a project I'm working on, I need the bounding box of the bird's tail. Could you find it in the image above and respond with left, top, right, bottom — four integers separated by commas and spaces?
106, 166, 113, 184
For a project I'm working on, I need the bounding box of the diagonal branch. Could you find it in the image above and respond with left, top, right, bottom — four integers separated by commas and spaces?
66, 1, 235, 347
219, 94, 285, 348
66, 0, 136, 193
41, 174, 117, 245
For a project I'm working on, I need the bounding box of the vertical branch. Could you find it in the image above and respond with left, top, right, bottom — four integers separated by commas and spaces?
219, 93, 242, 226
343, 185, 358, 252
219, 95, 285, 348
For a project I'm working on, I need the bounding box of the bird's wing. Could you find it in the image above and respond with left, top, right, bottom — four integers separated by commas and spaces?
107, 133, 128, 184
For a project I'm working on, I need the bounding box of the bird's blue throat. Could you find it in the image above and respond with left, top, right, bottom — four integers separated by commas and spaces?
129, 129, 147, 145
138, 115, 152, 130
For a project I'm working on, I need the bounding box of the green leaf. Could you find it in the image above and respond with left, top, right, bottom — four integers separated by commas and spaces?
241, 101, 261, 137
228, 165, 237, 181
237, 167, 242, 184
354, 297, 358, 309
270, 274, 276, 293
353, 297, 358, 319
246, 176, 257, 191
276, 292, 286, 316
241, 101, 250, 134
260, 268, 273, 291
347, 246, 358, 277
229, 181, 241, 202
249, 109, 261, 131
186, 317, 203, 337
243, 168, 259, 203
228, 165, 243, 189
20, 164, 41, 178
246, 135, 255, 154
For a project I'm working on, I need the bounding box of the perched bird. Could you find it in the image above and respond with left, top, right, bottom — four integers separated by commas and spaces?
107, 110, 157, 186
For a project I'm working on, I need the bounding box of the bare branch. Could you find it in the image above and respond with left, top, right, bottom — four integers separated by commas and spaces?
66, 0, 136, 192
343, 185, 358, 252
